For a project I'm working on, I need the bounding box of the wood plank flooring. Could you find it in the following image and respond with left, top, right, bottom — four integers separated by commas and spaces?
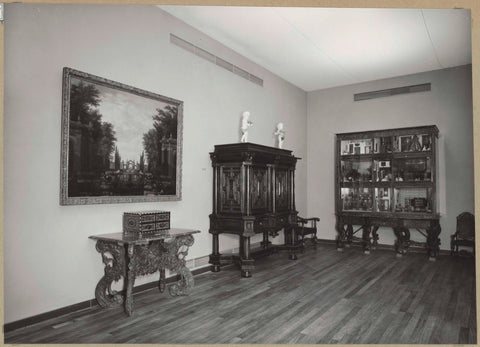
4, 243, 476, 344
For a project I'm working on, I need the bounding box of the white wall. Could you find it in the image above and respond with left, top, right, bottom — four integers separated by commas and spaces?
307, 65, 474, 249
4, 4, 307, 323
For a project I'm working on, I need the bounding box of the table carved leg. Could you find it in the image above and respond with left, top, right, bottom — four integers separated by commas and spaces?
426, 221, 441, 261
94, 235, 196, 316
346, 224, 354, 246
163, 234, 195, 296
335, 218, 347, 251
371, 226, 379, 250
125, 244, 136, 316
94, 240, 126, 309
393, 227, 410, 256
362, 225, 371, 254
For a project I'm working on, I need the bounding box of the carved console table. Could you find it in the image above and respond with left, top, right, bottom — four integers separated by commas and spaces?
89, 228, 200, 316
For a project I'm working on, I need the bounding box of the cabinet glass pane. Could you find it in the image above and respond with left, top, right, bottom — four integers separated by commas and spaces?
375, 187, 392, 212
373, 160, 392, 182
341, 159, 373, 182
341, 187, 373, 212
393, 187, 433, 213
394, 134, 432, 153
373, 136, 393, 153
340, 139, 373, 155
393, 157, 431, 182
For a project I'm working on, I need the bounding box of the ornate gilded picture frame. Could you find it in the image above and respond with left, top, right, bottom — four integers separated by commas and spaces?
60, 67, 183, 205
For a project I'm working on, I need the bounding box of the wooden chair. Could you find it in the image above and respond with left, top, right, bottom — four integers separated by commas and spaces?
451, 212, 475, 256
294, 216, 320, 251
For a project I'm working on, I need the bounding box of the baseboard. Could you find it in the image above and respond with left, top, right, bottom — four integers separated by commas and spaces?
3, 239, 450, 333
4, 241, 263, 333
315, 238, 451, 255
3, 265, 211, 334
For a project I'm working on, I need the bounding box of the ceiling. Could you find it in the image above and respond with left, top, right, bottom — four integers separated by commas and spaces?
158, 6, 471, 92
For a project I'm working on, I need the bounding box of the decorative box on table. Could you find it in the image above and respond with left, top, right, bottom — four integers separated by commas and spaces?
123, 210, 170, 235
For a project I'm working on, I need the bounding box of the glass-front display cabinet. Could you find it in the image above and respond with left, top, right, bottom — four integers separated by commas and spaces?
335, 125, 441, 259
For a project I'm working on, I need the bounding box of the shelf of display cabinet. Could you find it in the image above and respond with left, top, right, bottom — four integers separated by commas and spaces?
339, 154, 373, 160
339, 151, 433, 160
392, 181, 434, 188
340, 181, 391, 188
340, 181, 374, 187
392, 151, 433, 159
340, 181, 433, 188
338, 211, 440, 219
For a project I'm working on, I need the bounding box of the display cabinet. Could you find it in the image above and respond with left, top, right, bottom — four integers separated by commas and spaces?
335, 125, 441, 259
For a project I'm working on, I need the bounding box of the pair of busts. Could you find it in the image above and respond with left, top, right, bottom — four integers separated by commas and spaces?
240, 111, 285, 148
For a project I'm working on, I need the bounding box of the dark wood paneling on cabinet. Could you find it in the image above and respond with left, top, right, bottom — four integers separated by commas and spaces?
209, 143, 300, 277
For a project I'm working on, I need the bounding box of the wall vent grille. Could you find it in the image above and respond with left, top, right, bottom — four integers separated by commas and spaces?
170, 34, 264, 87
354, 83, 431, 101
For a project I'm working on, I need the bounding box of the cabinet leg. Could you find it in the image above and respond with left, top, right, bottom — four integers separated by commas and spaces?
209, 233, 221, 272
261, 232, 271, 250
240, 236, 254, 277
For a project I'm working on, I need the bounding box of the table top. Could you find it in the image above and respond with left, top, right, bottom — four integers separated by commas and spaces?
89, 228, 200, 245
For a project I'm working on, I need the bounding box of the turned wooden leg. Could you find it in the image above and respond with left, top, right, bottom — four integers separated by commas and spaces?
261, 231, 271, 250
240, 236, 254, 277
210, 233, 221, 272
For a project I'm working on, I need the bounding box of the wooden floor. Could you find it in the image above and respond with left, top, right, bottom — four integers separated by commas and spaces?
4, 243, 477, 344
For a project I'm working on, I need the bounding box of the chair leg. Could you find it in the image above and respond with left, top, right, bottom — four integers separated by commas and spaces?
311, 233, 318, 249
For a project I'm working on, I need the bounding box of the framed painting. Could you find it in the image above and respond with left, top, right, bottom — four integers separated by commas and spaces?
60, 67, 183, 205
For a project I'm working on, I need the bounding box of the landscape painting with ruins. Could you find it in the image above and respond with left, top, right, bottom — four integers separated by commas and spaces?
60, 68, 183, 205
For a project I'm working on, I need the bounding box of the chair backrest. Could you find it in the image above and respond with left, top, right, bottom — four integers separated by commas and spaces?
457, 212, 475, 241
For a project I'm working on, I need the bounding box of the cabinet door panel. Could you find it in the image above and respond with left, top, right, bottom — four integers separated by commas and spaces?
250, 166, 269, 214
219, 166, 243, 213
275, 168, 289, 212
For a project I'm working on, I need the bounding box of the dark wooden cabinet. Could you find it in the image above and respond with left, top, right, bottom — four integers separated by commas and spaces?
335, 125, 441, 259
209, 143, 299, 277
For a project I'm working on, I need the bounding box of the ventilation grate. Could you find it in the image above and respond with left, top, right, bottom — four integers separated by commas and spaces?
170, 34, 264, 87
354, 83, 431, 101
